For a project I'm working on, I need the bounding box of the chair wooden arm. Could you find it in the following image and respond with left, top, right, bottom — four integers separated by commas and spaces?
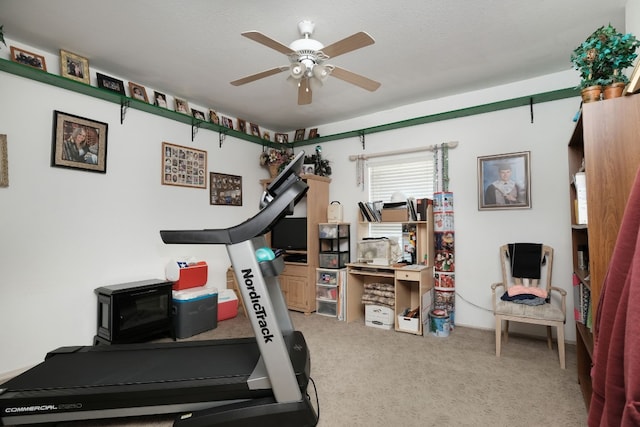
490, 282, 505, 312
550, 286, 567, 322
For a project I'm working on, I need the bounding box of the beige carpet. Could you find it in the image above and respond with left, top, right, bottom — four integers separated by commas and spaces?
54, 310, 586, 427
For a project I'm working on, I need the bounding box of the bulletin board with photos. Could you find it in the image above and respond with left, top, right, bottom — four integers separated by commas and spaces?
162, 142, 207, 188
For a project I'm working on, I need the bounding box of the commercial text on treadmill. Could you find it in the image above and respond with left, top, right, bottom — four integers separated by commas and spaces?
241, 268, 274, 343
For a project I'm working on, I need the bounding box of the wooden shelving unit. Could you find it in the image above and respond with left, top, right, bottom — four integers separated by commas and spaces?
569, 94, 640, 409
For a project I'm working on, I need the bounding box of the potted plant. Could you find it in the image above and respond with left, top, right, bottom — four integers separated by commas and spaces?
571, 24, 639, 102
0, 25, 6, 49
599, 26, 639, 98
259, 147, 294, 178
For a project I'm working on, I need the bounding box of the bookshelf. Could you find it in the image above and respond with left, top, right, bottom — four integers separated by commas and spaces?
568, 94, 640, 409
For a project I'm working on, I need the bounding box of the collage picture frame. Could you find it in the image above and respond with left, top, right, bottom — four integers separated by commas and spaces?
210, 172, 242, 206
162, 141, 207, 189
10, 46, 47, 71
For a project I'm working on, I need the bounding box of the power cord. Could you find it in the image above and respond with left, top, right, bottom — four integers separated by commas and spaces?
453, 290, 493, 313
307, 376, 320, 426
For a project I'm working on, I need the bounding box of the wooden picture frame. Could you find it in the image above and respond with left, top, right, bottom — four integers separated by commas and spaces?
221, 116, 234, 130
192, 108, 206, 121
174, 98, 190, 115
10, 46, 47, 71
624, 61, 640, 95
128, 82, 149, 102
250, 123, 261, 138
275, 133, 289, 143
209, 110, 220, 125
308, 128, 318, 139
237, 119, 247, 133
478, 151, 531, 210
294, 128, 306, 141
162, 141, 207, 189
0, 134, 8, 187
262, 132, 270, 142
154, 91, 168, 108
210, 172, 242, 206
51, 110, 108, 173
96, 72, 125, 95
60, 49, 90, 84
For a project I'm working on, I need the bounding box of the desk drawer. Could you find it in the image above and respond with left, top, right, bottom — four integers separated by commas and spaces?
396, 270, 422, 281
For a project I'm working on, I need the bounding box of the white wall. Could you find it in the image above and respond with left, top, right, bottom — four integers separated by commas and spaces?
0, 41, 582, 374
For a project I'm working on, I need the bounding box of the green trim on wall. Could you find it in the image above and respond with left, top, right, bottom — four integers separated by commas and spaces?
0, 58, 580, 147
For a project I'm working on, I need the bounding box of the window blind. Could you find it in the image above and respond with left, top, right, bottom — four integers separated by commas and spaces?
367, 156, 435, 244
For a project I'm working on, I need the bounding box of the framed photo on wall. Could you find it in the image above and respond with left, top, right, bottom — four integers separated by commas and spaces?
51, 111, 108, 173
162, 142, 207, 189
478, 151, 531, 210
96, 72, 126, 95
60, 49, 90, 84
210, 172, 242, 206
10, 46, 47, 71
0, 134, 8, 187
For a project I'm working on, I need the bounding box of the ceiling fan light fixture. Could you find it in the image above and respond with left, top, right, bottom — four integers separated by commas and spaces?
289, 62, 307, 79
312, 64, 333, 81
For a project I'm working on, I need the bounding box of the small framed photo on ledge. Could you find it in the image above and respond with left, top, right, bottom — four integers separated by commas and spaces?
128, 82, 149, 102
477, 151, 531, 210
96, 73, 126, 95
60, 49, 90, 84
51, 110, 108, 174
10, 46, 47, 71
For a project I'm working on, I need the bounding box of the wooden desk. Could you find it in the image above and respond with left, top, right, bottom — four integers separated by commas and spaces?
346, 263, 433, 335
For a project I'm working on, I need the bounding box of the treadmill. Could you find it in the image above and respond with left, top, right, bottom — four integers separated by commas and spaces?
0, 151, 319, 427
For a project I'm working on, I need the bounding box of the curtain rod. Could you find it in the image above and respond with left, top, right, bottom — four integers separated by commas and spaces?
348, 141, 459, 161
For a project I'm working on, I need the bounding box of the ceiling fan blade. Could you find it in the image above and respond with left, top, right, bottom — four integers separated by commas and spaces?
330, 66, 381, 91
322, 31, 375, 58
242, 31, 295, 55
298, 79, 312, 105
230, 66, 289, 86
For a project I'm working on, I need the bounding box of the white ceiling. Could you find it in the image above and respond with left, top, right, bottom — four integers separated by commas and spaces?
0, 0, 628, 131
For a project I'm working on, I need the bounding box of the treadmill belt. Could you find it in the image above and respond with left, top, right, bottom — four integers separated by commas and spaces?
4, 338, 261, 391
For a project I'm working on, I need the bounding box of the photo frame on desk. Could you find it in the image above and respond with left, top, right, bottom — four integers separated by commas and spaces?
477, 151, 530, 210
624, 61, 640, 95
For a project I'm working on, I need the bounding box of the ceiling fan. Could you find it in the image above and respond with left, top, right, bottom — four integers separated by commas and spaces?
230, 20, 381, 105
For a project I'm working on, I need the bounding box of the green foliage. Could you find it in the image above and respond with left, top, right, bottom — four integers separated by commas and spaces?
571, 24, 639, 89
0, 25, 5, 48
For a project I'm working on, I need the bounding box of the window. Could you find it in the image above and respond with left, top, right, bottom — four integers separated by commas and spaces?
366, 155, 434, 261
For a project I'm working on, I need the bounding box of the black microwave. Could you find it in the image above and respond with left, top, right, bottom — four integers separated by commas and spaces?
94, 279, 173, 345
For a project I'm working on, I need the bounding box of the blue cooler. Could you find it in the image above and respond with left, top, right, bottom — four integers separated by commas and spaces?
172, 286, 218, 339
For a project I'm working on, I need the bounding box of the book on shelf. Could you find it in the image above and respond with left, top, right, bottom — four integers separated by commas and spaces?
357, 201, 383, 222
574, 172, 588, 225
416, 198, 433, 221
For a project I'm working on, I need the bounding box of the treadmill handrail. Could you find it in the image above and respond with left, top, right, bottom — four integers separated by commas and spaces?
160, 178, 308, 245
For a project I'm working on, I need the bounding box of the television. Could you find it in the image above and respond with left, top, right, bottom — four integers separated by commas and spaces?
270, 217, 307, 251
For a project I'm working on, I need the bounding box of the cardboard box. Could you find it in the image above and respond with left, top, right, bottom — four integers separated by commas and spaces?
381, 208, 408, 222
397, 315, 420, 333
365, 304, 394, 330
218, 289, 238, 321
173, 262, 208, 290
172, 286, 218, 339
